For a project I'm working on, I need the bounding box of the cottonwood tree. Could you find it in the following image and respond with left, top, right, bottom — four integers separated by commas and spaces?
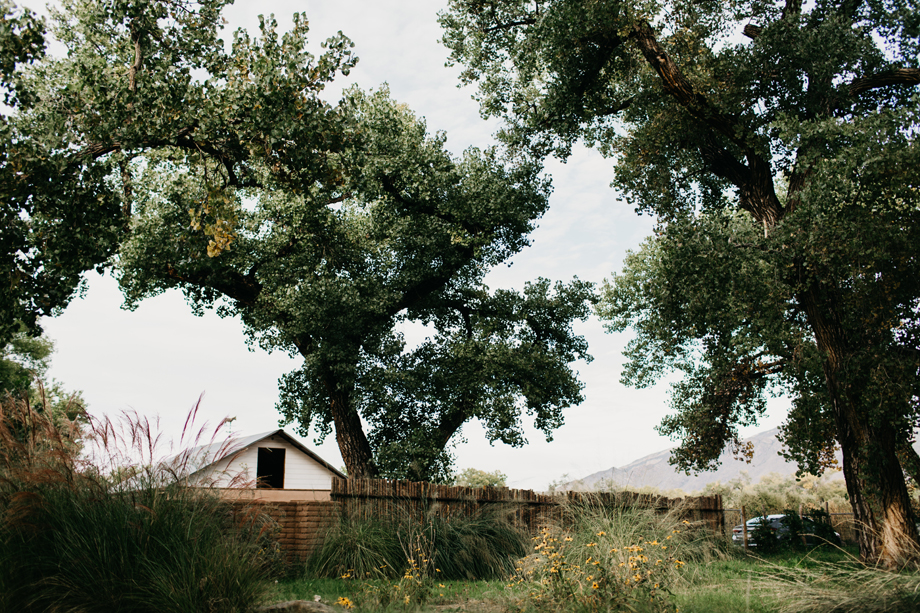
441, 0, 920, 564
1, 0, 593, 480
452, 467, 508, 488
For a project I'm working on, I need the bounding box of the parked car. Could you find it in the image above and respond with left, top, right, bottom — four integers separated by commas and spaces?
731, 514, 842, 547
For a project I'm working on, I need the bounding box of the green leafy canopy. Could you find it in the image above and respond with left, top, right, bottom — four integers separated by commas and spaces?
1, 0, 595, 480
441, 0, 920, 563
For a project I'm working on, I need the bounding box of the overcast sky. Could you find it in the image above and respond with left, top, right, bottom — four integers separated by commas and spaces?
33, 0, 789, 490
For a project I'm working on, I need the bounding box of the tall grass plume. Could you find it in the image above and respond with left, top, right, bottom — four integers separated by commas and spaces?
0, 392, 274, 613
755, 545, 920, 613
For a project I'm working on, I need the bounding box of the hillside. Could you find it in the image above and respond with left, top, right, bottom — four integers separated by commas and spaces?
562, 428, 844, 493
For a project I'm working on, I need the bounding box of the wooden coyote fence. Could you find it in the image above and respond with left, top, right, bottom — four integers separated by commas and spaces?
331, 477, 560, 529
563, 490, 725, 535
331, 478, 724, 535
226, 481, 725, 564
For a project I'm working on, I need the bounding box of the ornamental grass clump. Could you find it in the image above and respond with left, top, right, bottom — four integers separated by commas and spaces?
510, 495, 729, 612
0, 394, 274, 613
755, 546, 920, 612
307, 505, 528, 581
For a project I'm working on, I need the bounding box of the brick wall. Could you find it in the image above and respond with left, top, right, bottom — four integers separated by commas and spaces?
228, 500, 339, 564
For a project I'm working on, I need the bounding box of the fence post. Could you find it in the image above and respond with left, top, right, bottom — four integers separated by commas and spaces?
799, 503, 807, 546
741, 505, 748, 550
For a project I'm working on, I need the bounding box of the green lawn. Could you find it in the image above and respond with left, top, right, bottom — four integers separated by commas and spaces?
272, 544, 867, 612
673, 544, 862, 613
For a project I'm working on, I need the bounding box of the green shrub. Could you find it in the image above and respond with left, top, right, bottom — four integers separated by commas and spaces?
750, 515, 782, 553
306, 505, 529, 581
307, 515, 405, 580
511, 494, 732, 612
0, 395, 273, 613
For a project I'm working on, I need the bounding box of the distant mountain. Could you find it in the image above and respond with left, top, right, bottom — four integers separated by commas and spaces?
562, 428, 843, 493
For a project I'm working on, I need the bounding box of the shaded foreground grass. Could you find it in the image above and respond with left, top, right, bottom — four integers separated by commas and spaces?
282, 490, 916, 613
0, 396, 274, 613
277, 544, 868, 613
673, 545, 860, 613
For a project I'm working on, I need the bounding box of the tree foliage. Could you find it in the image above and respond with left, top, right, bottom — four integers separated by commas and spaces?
1, 0, 594, 481
452, 467, 508, 488
441, 0, 920, 565
0, 325, 88, 452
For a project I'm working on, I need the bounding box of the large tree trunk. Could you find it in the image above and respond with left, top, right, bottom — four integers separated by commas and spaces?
325, 383, 377, 480
801, 284, 919, 566
897, 441, 920, 498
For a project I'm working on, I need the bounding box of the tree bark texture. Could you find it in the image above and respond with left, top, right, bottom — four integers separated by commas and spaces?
327, 386, 377, 480
800, 282, 920, 565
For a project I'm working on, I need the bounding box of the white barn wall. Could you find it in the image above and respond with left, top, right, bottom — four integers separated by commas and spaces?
194, 436, 338, 490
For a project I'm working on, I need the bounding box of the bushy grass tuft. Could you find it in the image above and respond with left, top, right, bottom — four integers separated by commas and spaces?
307, 515, 405, 580
559, 494, 733, 582
756, 557, 920, 612
306, 505, 529, 581
0, 394, 274, 613
509, 493, 733, 612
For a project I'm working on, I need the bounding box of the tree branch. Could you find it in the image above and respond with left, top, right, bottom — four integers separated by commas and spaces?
128, 27, 142, 93
629, 20, 785, 226
76, 125, 258, 189
484, 18, 536, 32
849, 68, 920, 97
164, 263, 261, 307
380, 176, 484, 236
743, 24, 762, 40
594, 96, 634, 117
629, 21, 742, 146
781, 0, 802, 20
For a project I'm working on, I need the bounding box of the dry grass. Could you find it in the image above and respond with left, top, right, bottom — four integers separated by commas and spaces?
754, 541, 920, 613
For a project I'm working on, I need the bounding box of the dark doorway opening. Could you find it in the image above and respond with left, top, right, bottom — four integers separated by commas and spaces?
256, 447, 285, 489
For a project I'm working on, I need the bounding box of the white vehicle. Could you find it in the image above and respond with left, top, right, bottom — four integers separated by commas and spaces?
731, 514, 842, 547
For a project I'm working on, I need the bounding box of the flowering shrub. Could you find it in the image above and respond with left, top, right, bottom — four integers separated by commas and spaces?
354, 544, 437, 610
511, 525, 686, 612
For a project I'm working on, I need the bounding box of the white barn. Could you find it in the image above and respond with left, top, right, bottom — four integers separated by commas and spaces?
182, 429, 346, 502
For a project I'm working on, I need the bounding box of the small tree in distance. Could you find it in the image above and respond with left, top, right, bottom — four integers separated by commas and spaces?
453, 467, 509, 488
